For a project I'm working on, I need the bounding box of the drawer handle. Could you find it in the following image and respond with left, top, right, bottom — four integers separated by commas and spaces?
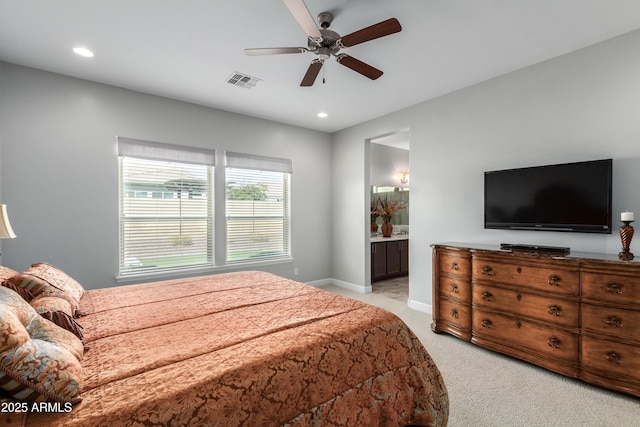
450, 308, 459, 318
450, 261, 459, 271
606, 283, 623, 295
548, 305, 562, 317
450, 283, 459, 293
482, 265, 494, 276
606, 351, 622, 365
548, 275, 561, 287
481, 319, 493, 329
547, 337, 561, 349
606, 316, 623, 328
481, 291, 493, 302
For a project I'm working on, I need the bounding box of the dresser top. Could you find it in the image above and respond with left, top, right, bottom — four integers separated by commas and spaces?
432, 242, 640, 266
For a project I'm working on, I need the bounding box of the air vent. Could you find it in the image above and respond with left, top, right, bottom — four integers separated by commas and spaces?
227, 72, 261, 89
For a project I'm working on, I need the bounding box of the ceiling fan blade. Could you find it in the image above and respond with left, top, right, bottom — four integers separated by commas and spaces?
338, 18, 402, 48
336, 54, 383, 80
245, 47, 308, 56
300, 60, 323, 86
282, 0, 322, 40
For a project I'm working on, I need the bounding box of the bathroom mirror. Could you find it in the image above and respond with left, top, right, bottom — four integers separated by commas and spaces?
371, 186, 409, 226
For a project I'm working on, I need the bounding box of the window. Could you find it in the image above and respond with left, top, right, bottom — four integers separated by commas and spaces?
117, 137, 215, 276
225, 152, 292, 263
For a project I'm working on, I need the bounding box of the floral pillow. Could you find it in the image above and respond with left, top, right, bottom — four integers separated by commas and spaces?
0, 266, 31, 301
0, 286, 83, 404
9, 263, 85, 316
0, 266, 18, 281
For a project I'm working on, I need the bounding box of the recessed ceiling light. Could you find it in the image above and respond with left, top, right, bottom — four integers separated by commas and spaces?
73, 47, 94, 58
317, 112, 328, 118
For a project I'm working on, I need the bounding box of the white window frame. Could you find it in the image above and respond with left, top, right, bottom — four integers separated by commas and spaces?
117, 137, 215, 277
224, 151, 292, 264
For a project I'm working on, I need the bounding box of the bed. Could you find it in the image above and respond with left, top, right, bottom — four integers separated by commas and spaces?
1, 265, 448, 426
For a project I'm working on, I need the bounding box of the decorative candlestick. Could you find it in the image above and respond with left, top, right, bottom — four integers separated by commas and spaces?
619, 211, 635, 260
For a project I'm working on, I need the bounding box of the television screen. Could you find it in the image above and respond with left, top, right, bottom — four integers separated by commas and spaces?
484, 159, 612, 233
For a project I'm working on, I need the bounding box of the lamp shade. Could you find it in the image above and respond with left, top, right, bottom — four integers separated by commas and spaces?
0, 204, 16, 239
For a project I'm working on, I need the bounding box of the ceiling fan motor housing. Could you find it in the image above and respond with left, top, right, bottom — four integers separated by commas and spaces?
308, 29, 341, 57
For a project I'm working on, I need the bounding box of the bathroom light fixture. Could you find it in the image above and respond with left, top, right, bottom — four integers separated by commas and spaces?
400, 172, 409, 184
317, 112, 328, 118
73, 47, 94, 57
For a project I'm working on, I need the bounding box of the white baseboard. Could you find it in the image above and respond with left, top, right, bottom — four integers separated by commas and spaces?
308, 278, 431, 314
409, 299, 432, 314
307, 278, 372, 293
305, 278, 334, 288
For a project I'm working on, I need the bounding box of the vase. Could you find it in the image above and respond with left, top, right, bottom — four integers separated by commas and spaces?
381, 219, 393, 237
371, 221, 378, 233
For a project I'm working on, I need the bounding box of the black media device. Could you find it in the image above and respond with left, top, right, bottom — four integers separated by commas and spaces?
484, 159, 613, 234
500, 243, 571, 255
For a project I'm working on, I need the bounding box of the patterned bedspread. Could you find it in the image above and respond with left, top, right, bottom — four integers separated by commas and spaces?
16, 271, 448, 426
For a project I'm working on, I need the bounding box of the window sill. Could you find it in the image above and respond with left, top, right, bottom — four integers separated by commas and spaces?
115, 257, 294, 284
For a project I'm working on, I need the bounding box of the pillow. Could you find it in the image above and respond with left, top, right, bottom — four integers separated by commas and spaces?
0, 266, 18, 281
0, 286, 83, 404
30, 296, 85, 344
0, 266, 32, 301
9, 263, 85, 316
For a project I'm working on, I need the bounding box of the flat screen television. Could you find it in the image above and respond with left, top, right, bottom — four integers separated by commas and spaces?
484, 159, 612, 233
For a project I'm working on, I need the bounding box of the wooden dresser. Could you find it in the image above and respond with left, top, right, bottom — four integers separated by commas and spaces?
432, 242, 640, 397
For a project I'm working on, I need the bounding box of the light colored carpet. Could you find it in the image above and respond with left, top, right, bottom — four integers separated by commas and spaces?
322, 284, 639, 427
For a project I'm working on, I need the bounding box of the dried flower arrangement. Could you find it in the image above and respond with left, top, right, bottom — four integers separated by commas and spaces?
371, 197, 407, 222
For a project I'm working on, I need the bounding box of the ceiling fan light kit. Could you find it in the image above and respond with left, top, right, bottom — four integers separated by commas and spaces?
245, 0, 401, 87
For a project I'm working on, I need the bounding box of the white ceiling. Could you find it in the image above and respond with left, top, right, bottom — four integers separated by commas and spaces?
1, 1, 640, 134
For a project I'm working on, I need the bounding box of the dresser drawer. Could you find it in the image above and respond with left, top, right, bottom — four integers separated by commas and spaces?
582, 336, 640, 380
438, 252, 471, 279
472, 255, 579, 297
581, 271, 640, 308
472, 309, 578, 363
472, 284, 578, 329
581, 304, 640, 343
438, 298, 471, 333
439, 277, 471, 304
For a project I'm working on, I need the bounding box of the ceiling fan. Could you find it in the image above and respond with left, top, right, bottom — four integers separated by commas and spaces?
244, 0, 402, 87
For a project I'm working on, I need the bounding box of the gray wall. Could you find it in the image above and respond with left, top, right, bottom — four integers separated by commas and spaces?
0, 63, 332, 289
332, 28, 640, 311
370, 143, 409, 188
4, 28, 640, 306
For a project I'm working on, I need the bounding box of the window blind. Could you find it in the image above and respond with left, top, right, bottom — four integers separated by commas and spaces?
225, 152, 291, 263
118, 138, 214, 276
117, 137, 216, 165
225, 151, 292, 173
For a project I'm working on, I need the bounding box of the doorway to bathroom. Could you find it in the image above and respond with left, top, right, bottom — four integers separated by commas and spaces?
368, 129, 409, 295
